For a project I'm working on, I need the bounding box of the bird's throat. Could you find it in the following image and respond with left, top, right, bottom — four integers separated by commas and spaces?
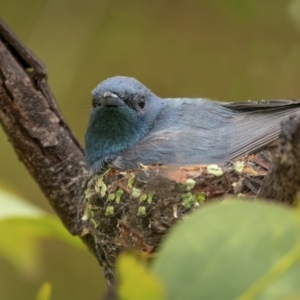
85, 107, 149, 170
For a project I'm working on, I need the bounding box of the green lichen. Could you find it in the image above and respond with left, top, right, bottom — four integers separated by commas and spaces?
207, 164, 224, 177
234, 161, 244, 173
182, 191, 206, 207
108, 193, 115, 201
90, 218, 98, 228
105, 206, 114, 216
185, 178, 196, 191
137, 206, 146, 216
95, 175, 104, 193
115, 189, 124, 203
181, 192, 196, 208
82, 202, 93, 221
84, 188, 94, 200
84, 188, 90, 197
147, 191, 155, 204
195, 192, 206, 203
89, 202, 95, 217
139, 194, 147, 202
127, 174, 136, 189
100, 181, 107, 198
132, 188, 142, 198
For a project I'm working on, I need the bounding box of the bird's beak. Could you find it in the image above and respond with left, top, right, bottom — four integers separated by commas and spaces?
100, 92, 124, 107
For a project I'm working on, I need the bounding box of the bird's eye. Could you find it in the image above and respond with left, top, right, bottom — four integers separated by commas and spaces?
138, 97, 145, 110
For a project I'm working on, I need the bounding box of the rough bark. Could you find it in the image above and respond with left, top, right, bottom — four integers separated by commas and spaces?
0, 19, 98, 259
258, 116, 300, 204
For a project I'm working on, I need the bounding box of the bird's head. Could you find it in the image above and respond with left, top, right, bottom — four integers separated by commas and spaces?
85, 76, 162, 172
92, 76, 152, 112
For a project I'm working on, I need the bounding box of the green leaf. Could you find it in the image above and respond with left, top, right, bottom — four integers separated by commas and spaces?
0, 216, 84, 274
116, 252, 165, 300
0, 189, 44, 219
0, 190, 83, 275
35, 282, 52, 300
152, 200, 300, 300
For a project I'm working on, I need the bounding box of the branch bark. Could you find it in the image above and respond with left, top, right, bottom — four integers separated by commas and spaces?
0, 19, 99, 260
258, 116, 300, 204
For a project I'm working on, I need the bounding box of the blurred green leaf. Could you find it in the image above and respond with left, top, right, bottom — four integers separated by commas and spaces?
152, 201, 300, 300
0, 189, 44, 219
0, 190, 84, 275
35, 282, 52, 300
116, 252, 165, 300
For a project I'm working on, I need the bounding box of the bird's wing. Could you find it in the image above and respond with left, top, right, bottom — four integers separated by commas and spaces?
112, 98, 235, 169
222, 99, 300, 110
112, 127, 231, 169
224, 99, 300, 160
113, 98, 300, 169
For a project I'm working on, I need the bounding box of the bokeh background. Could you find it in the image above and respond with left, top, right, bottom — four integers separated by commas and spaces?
1, 0, 300, 299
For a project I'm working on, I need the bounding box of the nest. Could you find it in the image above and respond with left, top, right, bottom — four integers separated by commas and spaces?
83, 149, 273, 275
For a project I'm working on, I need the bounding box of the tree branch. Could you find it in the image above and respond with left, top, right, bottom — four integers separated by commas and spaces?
0, 18, 99, 261
258, 116, 300, 204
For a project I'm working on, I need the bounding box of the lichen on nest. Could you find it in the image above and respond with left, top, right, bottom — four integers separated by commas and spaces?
82, 150, 273, 270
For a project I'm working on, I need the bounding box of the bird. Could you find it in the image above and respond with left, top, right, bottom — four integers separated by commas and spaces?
85, 76, 300, 174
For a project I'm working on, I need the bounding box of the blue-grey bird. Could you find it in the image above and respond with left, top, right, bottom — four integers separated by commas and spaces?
85, 76, 300, 174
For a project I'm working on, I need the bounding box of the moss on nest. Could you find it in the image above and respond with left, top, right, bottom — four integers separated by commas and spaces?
83, 149, 274, 272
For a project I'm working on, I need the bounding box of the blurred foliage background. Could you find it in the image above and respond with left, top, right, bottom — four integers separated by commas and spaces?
1, 0, 300, 299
